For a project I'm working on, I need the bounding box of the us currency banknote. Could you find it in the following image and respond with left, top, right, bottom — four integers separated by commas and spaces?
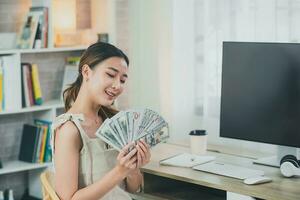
96, 108, 169, 151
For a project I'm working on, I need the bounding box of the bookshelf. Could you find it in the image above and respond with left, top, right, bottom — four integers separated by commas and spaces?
0, 46, 80, 198
0, 161, 52, 176
0, 100, 63, 116
0, 0, 117, 199
0, 46, 87, 55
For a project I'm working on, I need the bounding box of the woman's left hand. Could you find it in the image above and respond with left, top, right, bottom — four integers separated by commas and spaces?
136, 140, 151, 168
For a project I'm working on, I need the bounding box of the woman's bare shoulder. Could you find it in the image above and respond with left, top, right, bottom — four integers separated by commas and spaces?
55, 120, 82, 150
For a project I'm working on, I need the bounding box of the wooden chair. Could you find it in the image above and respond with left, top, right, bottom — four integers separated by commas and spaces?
40, 171, 60, 200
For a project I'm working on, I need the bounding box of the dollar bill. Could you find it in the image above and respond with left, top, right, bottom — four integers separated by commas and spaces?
112, 111, 130, 145
96, 108, 169, 152
96, 123, 122, 151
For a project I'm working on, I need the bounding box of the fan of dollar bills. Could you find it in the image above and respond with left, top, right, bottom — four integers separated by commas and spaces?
96, 109, 169, 151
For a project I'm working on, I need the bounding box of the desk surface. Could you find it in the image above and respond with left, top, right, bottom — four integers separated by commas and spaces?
141, 143, 300, 200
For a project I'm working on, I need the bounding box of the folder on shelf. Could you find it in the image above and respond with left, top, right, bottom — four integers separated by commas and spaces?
19, 124, 41, 163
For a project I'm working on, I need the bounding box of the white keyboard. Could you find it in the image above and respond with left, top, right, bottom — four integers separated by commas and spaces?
192, 162, 264, 180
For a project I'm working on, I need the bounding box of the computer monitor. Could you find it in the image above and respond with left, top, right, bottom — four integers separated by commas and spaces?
220, 41, 300, 167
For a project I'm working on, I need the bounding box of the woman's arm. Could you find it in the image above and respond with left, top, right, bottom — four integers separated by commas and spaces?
125, 140, 151, 193
126, 169, 143, 193
54, 122, 137, 200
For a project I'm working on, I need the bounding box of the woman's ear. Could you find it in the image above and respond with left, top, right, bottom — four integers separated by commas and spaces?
82, 64, 92, 82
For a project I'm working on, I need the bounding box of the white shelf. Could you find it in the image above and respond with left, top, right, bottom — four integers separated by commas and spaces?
0, 45, 87, 55
0, 99, 64, 115
0, 160, 52, 175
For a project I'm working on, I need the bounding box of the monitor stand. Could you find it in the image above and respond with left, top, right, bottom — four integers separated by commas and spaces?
253, 146, 298, 168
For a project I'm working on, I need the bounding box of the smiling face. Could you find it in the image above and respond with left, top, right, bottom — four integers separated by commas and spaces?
83, 57, 129, 106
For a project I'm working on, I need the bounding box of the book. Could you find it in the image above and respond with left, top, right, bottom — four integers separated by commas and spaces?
0, 61, 3, 111
34, 125, 43, 163
0, 55, 22, 111
34, 119, 52, 162
21, 63, 30, 107
39, 125, 47, 163
19, 124, 41, 163
159, 153, 215, 168
31, 64, 43, 105
21, 63, 35, 107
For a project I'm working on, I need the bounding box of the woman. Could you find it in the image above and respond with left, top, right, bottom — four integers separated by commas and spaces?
51, 42, 151, 200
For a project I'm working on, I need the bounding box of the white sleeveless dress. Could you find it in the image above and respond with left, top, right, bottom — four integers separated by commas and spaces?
51, 113, 132, 200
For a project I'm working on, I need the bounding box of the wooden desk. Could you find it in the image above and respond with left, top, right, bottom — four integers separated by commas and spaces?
132, 143, 300, 200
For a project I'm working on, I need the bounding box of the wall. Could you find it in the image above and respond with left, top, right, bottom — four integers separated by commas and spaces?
195, 0, 300, 155
127, 0, 173, 126
127, 0, 300, 157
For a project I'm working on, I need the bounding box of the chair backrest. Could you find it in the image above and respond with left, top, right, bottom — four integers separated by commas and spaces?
40, 171, 60, 200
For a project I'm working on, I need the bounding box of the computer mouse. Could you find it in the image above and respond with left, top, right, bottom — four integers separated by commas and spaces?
243, 176, 272, 185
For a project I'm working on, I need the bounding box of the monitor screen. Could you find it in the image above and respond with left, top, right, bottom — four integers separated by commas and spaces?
220, 42, 300, 148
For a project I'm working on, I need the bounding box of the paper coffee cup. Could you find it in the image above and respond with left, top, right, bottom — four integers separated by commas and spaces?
189, 130, 207, 155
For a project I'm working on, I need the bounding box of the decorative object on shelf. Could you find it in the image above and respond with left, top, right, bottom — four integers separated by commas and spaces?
4, 189, 14, 200
16, 7, 48, 49
20, 188, 40, 200
16, 12, 39, 49
97, 33, 109, 43
80, 29, 98, 45
55, 32, 82, 47
0, 191, 4, 200
29, 7, 49, 49
8, 189, 14, 200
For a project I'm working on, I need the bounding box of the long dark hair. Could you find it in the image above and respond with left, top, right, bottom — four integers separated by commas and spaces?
63, 42, 129, 120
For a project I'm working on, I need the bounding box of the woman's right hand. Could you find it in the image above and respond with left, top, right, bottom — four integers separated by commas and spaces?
116, 142, 137, 176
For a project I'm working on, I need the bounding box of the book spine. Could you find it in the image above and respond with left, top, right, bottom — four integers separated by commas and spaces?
39, 126, 47, 163
26, 64, 35, 106
44, 125, 51, 162
35, 127, 42, 163
31, 64, 43, 105
22, 64, 29, 107
0, 62, 3, 111
2, 55, 22, 110
32, 126, 40, 163
44, 7, 49, 48
34, 119, 52, 162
